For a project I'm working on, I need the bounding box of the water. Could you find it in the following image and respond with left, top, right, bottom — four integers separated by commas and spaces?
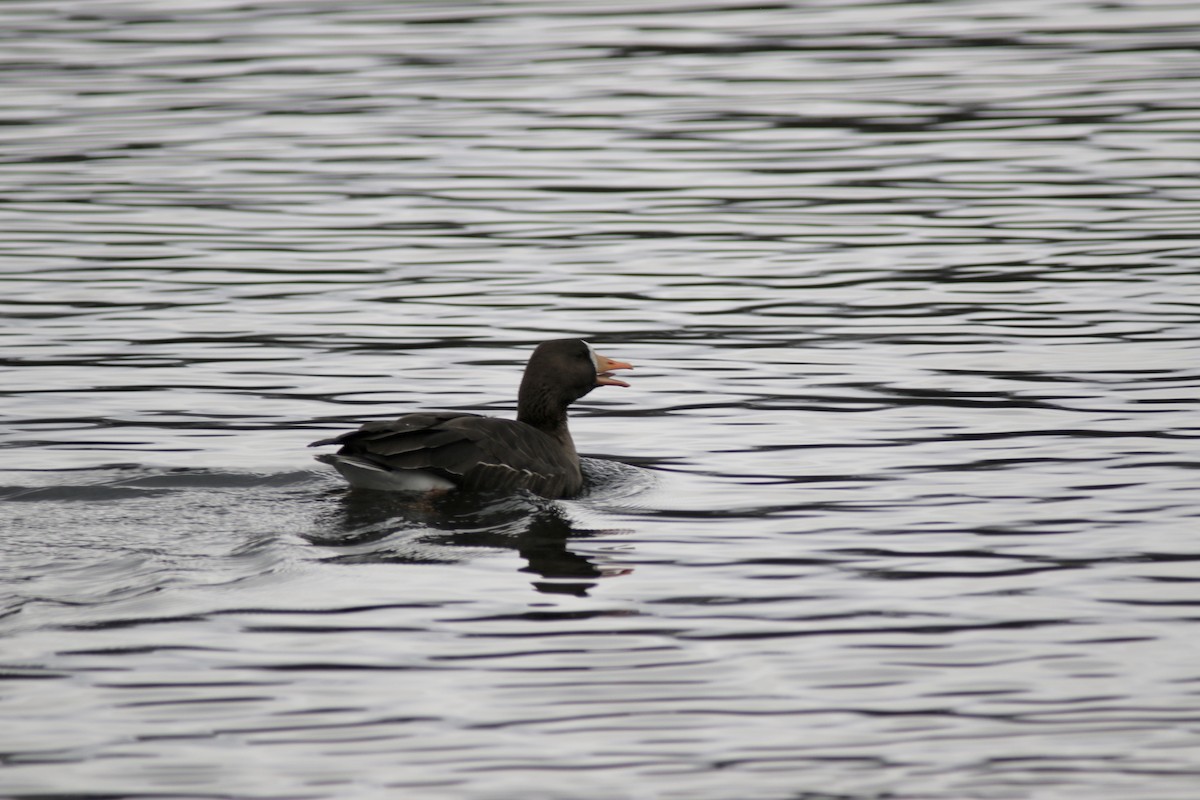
3, 0, 1200, 797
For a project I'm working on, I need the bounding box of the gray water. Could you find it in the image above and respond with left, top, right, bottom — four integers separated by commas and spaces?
3, 1, 1200, 798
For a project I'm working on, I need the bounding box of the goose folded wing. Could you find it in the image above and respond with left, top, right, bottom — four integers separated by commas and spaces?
310, 413, 575, 494
442, 416, 578, 495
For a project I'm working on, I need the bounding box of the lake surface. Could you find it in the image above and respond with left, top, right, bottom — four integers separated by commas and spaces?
3, 1, 1200, 797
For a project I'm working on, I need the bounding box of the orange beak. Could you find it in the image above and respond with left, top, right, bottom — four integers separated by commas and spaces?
595, 353, 633, 387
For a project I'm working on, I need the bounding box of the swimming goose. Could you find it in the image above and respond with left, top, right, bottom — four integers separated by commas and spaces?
310, 339, 634, 497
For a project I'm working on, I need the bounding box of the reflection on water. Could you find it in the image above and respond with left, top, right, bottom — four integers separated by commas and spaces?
307, 481, 635, 597
2, 0, 1200, 797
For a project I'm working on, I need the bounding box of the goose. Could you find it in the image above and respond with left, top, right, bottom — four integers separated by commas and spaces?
310, 339, 633, 497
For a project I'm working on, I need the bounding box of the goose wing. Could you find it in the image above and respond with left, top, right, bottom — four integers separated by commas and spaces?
310, 412, 581, 496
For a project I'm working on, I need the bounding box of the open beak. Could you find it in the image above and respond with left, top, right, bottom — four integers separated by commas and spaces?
594, 353, 633, 387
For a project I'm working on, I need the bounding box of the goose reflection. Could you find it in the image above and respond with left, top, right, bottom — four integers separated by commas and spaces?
305, 486, 631, 597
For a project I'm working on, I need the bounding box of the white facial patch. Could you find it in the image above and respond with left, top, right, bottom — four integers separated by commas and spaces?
583, 340, 600, 371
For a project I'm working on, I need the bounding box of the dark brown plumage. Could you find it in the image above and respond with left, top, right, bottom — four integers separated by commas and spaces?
310, 339, 633, 497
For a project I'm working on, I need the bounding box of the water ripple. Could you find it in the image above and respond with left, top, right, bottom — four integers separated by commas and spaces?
2, 0, 1200, 797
